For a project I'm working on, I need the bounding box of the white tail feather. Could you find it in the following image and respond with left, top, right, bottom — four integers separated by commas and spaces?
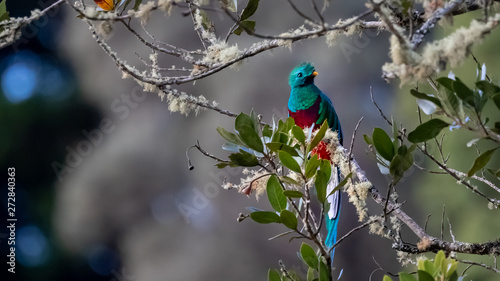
327, 169, 340, 220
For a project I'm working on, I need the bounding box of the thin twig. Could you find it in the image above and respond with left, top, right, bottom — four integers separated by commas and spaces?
441, 205, 446, 240
447, 168, 500, 194
286, 0, 318, 24
329, 219, 378, 252
349, 117, 364, 173
310, 0, 325, 27
456, 258, 500, 274
424, 213, 432, 232
447, 218, 456, 242
413, 163, 448, 174
279, 260, 297, 281
268, 230, 295, 241
370, 87, 392, 126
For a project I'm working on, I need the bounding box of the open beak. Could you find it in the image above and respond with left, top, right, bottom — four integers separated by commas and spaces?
312, 71, 318, 77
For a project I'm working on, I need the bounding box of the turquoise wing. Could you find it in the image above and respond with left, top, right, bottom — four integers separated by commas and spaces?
317, 92, 343, 145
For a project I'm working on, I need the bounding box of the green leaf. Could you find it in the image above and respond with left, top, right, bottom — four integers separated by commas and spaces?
408, 119, 450, 143
315, 170, 327, 204
233, 20, 256, 35
229, 149, 259, 167
215, 162, 230, 169
292, 125, 306, 144
266, 142, 299, 156
467, 147, 498, 177
448, 271, 459, 281
392, 117, 399, 148
453, 79, 475, 107
372, 127, 395, 161
398, 272, 417, 281
445, 88, 460, 114
280, 176, 300, 186
238, 125, 264, 152
235, 112, 257, 132
250, 211, 281, 224
318, 261, 330, 281
492, 93, 500, 110
300, 243, 318, 269
283, 190, 304, 198
363, 134, 373, 145
389, 154, 413, 184
307, 267, 315, 281
319, 160, 332, 182
280, 210, 298, 230
446, 259, 458, 278
476, 80, 500, 97
305, 154, 320, 178
410, 89, 442, 108
262, 124, 272, 138
423, 260, 436, 276
240, 0, 260, 21
268, 269, 281, 281
217, 126, 242, 145
267, 175, 287, 212
436, 77, 454, 92
133, 0, 143, 11
417, 270, 435, 281
279, 150, 301, 173
308, 120, 328, 151
327, 172, 352, 197
433, 250, 445, 271
0, 0, 9, 30
382, 276, 393, 281
284, 117, 296, 131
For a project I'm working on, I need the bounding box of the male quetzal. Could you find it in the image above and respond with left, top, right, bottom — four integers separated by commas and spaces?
287, 62, 343, 259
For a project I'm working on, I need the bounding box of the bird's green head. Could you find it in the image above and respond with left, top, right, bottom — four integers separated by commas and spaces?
288, 62, 318, 88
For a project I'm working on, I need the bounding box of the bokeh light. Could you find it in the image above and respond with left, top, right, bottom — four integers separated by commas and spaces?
87, 245, 119, 276
1, 50, 74, 104
17, 225, 50, 267
1, 51, 39, 103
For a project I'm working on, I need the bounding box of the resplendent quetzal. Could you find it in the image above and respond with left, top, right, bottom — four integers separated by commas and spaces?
287, 62, 343, 260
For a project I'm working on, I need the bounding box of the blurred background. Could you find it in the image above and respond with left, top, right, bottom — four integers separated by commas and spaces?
0, 0, 499, 280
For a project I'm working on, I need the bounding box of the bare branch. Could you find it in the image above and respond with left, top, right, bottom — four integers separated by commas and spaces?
411, 0, 465, 48
0, 0, 65, 49
447, 168, 500, 194
456, 258, 500, 274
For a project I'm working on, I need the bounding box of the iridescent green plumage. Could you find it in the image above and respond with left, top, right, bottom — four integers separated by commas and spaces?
287, 62, 343, 261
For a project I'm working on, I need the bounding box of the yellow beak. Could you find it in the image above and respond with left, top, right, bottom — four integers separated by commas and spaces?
312, 71, 318, 77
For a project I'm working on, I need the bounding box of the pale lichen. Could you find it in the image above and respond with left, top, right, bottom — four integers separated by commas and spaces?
368, 215, 386, 236
134, 1, 156, 25
314, 129, 373, 222
384, 14, 500, 84
397, 251, 414, 266
163, 87, 218, 116
158, 0, 174, 15
417, 237, 432, 251
229, 170, 270, 199
96, 21, 113, 40
325, 18, 362, 47
202, 42, 241, 65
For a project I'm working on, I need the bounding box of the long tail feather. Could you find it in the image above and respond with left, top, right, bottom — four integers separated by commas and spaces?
325, 167, 341, 263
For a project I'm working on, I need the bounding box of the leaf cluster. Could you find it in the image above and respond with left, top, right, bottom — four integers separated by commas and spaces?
384, 251, 462, 281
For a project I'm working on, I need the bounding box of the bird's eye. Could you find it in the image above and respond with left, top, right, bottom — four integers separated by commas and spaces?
297, 73, 302, 77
